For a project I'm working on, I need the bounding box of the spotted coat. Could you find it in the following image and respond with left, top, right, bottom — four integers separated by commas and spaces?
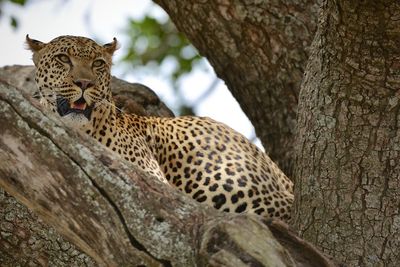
27, 35, 294, 220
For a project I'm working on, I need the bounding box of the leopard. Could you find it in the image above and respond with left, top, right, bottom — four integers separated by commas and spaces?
26, 35, 294, 220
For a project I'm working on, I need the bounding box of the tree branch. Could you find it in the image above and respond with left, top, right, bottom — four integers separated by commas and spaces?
0, 66, 338, 266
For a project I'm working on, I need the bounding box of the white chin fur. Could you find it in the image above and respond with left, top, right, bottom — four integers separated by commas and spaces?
62, 113, 90, 129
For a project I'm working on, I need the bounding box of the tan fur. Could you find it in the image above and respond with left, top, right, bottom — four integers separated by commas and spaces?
27, 35, 294, 220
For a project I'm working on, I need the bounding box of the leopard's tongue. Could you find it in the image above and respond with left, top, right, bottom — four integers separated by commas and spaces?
71, 102, 87, 110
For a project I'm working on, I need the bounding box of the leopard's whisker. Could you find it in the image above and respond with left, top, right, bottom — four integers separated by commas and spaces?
98, 98, 124, 113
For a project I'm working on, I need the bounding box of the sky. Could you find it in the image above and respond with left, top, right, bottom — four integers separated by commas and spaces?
0, 0, 261, 147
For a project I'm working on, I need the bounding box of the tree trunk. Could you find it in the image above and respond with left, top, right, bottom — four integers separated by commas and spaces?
294, 1, 400, 266
0, 65, 337, 266
153, 0, 318, 175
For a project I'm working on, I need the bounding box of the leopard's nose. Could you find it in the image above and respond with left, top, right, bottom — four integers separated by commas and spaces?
73, 79, 94, 90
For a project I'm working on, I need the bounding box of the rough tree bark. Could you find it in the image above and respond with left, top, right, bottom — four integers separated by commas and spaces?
294, 1, 400, 266
153, 0, 318, 175
0, 66, 337, 266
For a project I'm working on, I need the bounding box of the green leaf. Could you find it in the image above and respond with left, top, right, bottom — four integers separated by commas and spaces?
10, 16, 17, 28
10, 0, 27, 6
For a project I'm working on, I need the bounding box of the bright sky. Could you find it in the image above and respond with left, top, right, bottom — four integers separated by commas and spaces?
0, 0, 261, 147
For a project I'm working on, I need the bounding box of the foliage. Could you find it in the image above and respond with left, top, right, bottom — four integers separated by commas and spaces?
122, 15, 208, 115
0, 0, 28, 29
124, 16, 201, 82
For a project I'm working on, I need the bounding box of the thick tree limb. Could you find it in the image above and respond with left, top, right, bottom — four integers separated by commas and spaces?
0, 66, 337, 266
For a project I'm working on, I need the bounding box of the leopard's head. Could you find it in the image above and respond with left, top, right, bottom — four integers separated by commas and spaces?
26, 35, 118, 129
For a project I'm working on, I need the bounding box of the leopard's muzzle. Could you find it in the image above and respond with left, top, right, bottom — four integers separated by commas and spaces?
56, 96, 93, 120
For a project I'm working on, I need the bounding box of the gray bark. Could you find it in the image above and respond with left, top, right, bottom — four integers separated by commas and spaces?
294, 1, 400, 266
153, 0, 318, 175
0, 65, 337, 266
0, 187, 96, 267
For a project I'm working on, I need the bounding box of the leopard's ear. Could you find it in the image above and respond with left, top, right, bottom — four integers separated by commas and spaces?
26, 34, 46, 52
103, 37, 119, 55
26, 35, 46, 66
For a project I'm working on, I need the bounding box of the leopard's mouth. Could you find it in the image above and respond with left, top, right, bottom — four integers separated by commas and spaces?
56, 96, 93, 120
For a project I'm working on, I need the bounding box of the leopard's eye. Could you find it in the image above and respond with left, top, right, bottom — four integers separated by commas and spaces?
56, 54, 71, 64
92, 59, 106, 68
